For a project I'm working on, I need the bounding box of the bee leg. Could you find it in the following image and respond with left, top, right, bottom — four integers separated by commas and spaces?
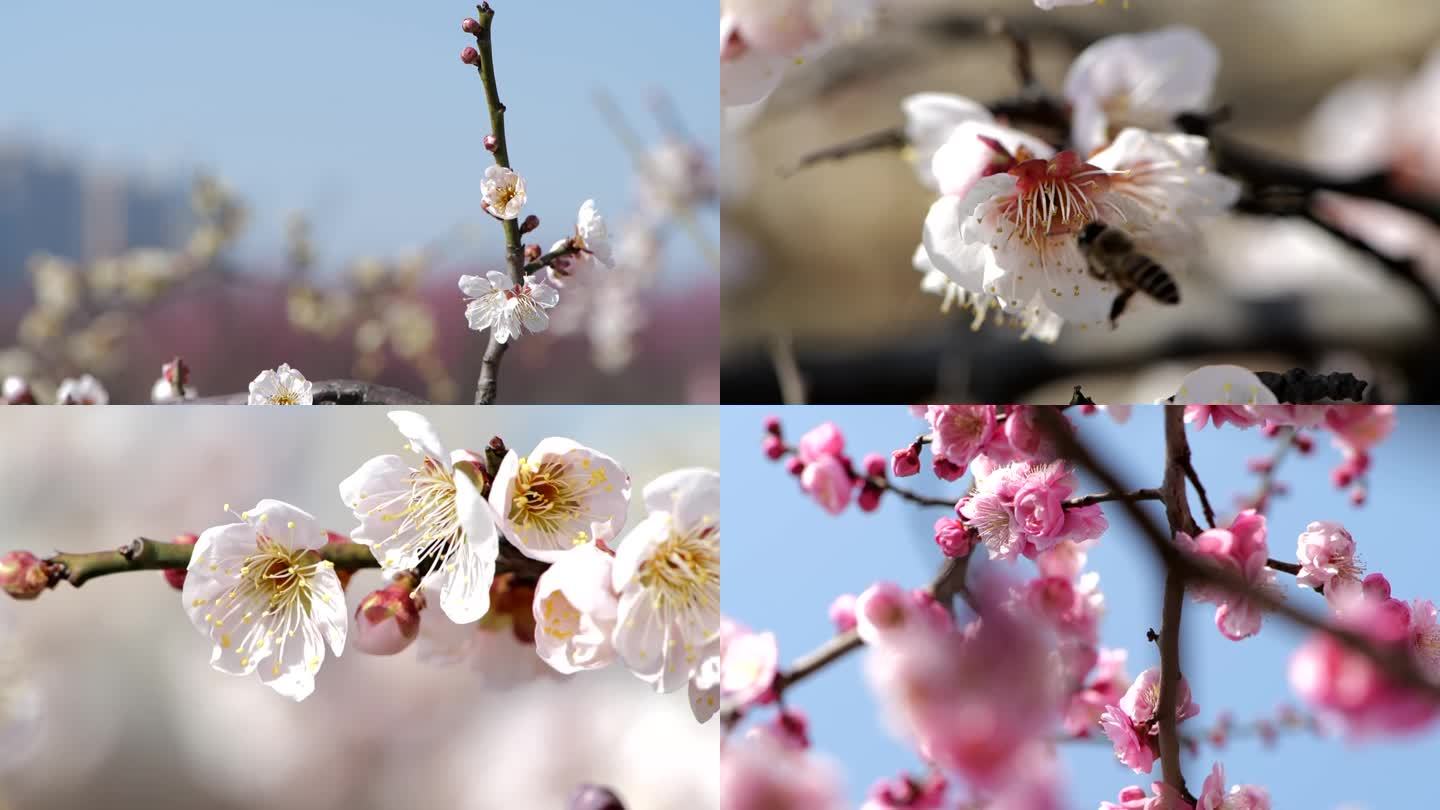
1109, 289, 1134, 329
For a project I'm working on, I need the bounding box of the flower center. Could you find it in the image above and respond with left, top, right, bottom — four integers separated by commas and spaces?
1001, 152, 1112, 247
266, 389, 302, 405
508, 457, 600, 541
203, 535, 328, 673
388, 457, 464, 567
638, 524, 720, 624
538, 591, 581, 641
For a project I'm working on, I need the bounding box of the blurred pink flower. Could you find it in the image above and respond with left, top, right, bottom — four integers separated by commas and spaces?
1178, 510, 1280, 641
1196, 763, 1270, 810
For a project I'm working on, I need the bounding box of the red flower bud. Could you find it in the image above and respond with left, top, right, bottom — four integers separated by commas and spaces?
461, 17, 481, 34
520, 214, 541, 235
354, 580, 423, 656
1, 551, 49, 600
460, 46, 480, 66
761, 435, 784, 460
569, 785, 625, 810
891, 446, 921, 478
762, 416, 782, 436
163, 533, 199, 590
484, 134, 499, 152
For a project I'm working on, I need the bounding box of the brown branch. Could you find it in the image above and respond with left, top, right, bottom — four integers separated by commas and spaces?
467, 3, 528, 405
190, 380, 430, 405
523, 244, 584, 275
1157, 406, 1199, 800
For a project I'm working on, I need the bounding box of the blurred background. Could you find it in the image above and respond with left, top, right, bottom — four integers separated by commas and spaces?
0, 406, 719, 810
721, 0, 1440, 403
0, 1, 719, 404
723, 405, 1440, 808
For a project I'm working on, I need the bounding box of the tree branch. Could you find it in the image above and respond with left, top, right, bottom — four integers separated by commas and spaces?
1156, 406, 1200, 800
190, 380, 430, 405
468, 3, 528, 405
523, 244, 584, 275
40, 536, 547, 590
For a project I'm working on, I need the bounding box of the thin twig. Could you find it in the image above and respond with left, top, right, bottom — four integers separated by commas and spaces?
1298, 204, 1440, 329
523, 244, 584, 275
1156, 406, 1199, 800
769, 332, 808, 405
468, 3, 528, 405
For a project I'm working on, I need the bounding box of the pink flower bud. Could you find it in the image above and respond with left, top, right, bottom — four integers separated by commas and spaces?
460, 46, 480, 65
1293, 432, 1314, 454
761, 435, 784, 460
520, 214, 540, 235
933, 517, 972, 558
857, 484, 882, 512
1246, 457, 1273, 474
1, 551, 48, 600
353, 581, 423, 655
484, 134, 499, 152
1350, 486, 1368, 506
784, 457, 804, 476
828, 593, 857, 633
325, 531, 355, 590
1362, 573, 1391, 600
163, 533, 199, 590
932, 457, 963, 481
861, 452, 887, 479
762, 415, 782, 436
890, 445, 920, 477
460, 17, 481, 34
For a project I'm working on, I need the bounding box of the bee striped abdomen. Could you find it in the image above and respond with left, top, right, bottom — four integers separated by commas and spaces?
1122, 255, 1180, 305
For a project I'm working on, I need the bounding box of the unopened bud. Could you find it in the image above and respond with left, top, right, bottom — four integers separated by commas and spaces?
569, 785, 625, 810
1, 551, 49, 600
2, 376, 35, 405
523, 243, 542, 263
761, 435, 784, 460
857, 484, 883, 512
520, 214, 540, 235
163, 533, 199, 590
354, 579, 423, 656
891, 445, 921, 477
460, 46, 480, 66
484, 134, 498, 152
461, 17, 481, 34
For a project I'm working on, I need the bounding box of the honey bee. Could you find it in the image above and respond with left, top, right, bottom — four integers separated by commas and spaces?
1077, 222, 1180, 327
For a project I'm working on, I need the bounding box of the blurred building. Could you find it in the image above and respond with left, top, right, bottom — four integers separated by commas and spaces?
0, 141, 191, 281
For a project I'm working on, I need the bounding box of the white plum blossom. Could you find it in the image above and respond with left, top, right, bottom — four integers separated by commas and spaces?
339, 411, 500, 624
247, 364, 312, 405
612, 468, 720, 692
901, 93, 995, 190
720, 0, 876, 107
911, 245, 1063, 343
56, 374, 108, 405
532, 543, 619, 674
181, 500, 347, 701
1035, 0, 1097, 7
549, 199, 615, 277
1088, 127, 1241, 253
1064, 26, 1220, 154
414, 580, 561, 688
489, 437, 631, 562
1162, 365, 1279, 406
481, 165, 527, 220
459, 271, 560, 343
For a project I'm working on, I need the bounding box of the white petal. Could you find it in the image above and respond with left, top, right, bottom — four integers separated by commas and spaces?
1167, 365, 1279, 406
388, 410, 448, 463
433, 470, 499, 624
338, 454, 424, 572
641, 467, 719, 533
257, 622, 325, 701
244, 500, 324, 550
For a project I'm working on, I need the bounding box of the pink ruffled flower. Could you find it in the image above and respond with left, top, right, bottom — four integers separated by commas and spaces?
1064, 648, 1129, 737
861, 771, 948, 810
1002, 405, 1065, 462
1177, 510, 1280, 641
1295, 520, 1363, 600
1120, 666, 1201, 728
1325, 405, 1396, 456
721, 726, 847, 810
933, 517, 973, 558
721, 628, 779, 708
1290, 594, 1440, 736
1196, 763, 1270, 810
1101, 666, 1201, 774
800, 455, 853, 515
960, 461, 1108, 561
925, 405, 997, 470
797, 421, 845, 462
1100, 706, 1155, 773
1410, 599, 1440, 680
864, 586, 1058, 789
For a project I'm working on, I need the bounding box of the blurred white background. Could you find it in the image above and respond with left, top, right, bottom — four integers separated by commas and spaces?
0, 406, 719, 810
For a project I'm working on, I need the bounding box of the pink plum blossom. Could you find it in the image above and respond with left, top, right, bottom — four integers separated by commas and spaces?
1100, 705, 1155, 773
861, 771, 948, 809
721, 628, 779, 708
1295, 520, 1363, 599
829, 593, 858, 633
933, 517, 973, 558
959, 461, 1108, 561
721, 726, 847, 810
795, 423, 856, 514
1064, 648, 1129, 737
925, 405, 997, 471
1101, 783, 1195, 810
1101, 666, 1200, 774
1326, 405, 1396, 456
1177, 510, 1281, 640
1196, 763, 1270, 810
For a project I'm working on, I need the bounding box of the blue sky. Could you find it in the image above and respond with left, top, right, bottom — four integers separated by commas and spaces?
723, 405, 1440, 809
0, 1, 716, 276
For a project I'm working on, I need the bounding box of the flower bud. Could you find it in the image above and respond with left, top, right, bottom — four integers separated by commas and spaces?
761, 435, 784, 460
857, 484, 882, 512
861, 452, 887, 479
520, 214, 540, 235
354, 580, 422, 655
784, 457, 804, 476
461, 17, 481, 34
460, 46, 480, 66
762, 415, 782, 436
828, 593, 857, 632
1, 551, 49, 599
163, 533, 199, 590
933, 517, 972, 558
2, 376, 35, 405
484, 134, 499, 152
523, 243, 542, 263
932, 457, 963, 481
890, 445, 920, 477
569, 785, 625, 810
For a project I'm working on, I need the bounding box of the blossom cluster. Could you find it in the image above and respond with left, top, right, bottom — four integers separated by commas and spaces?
728, 404, 1424, 808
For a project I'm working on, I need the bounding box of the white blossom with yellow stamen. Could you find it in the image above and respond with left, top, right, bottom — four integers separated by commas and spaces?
489, 437, 631, 563
181, 500, 347, 701
247, 363, 313, 405
532, 543, 619, 674
612, 468, 720, 693
339, 411, 500, 624
481, 166, 527, 220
